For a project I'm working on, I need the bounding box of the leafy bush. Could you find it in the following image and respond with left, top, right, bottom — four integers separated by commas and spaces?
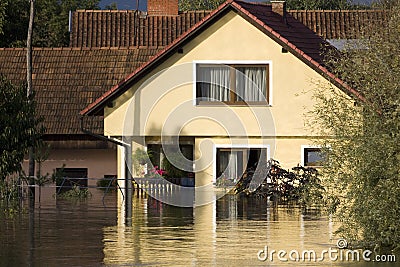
0, 75, 43, 181
96, 177, 116, 190
56, 185, 91, 200
235, 159, 325, 207
310, 0, 400, 251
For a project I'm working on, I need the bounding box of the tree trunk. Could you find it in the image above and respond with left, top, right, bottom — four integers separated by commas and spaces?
27, 0, 35, 205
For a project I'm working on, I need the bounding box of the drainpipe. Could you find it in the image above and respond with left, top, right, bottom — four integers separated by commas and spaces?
80, 116, 133, 225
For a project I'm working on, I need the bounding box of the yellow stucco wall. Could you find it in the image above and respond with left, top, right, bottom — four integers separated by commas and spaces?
104, 11, 335, 138
103, 11, 343, 185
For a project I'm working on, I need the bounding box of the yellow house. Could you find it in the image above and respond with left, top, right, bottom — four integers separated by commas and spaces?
81, 0, 360, 206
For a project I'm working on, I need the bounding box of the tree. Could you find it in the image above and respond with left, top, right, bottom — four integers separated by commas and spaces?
0, 0, 100, 47
286, 0, 350, 9
33, 0, 100, 47
0, 1, 7, 35
0, 76, 43, 181
179, 0, 225, 11
105, 2, 118, 10
312, 0, 400, 251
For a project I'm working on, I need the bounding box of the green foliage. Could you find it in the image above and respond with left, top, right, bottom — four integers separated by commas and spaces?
51, 164, 66, 184
56, 185, 91, 200
179, 0, 225, 11
235, 160, 325, 207
0, 0, 100, 47
0, 178, 19, 203
96, 176, 116, 190
53, 165, 91, 199
0, 1, 7, 35
0, 178, 21, 216
0, 76, 43, 180
162, 153, 188, 178
133, 148, 152, 176
311, 0, 400, 251
291, 166, 325, 207
34, 142, 51, 185
285, 0, 350, 9
105, 2, 118, 10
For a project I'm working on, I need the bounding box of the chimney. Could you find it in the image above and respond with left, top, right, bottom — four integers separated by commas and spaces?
271, 1, 286, 18
147, 0, 179, 16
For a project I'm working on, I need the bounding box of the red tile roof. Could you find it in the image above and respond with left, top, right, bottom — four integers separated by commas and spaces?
289, 9, 387, 39
70, 8, 386, 48
81, 0, 364, 116
70, 10, 211, 47
0, 47, 163, 135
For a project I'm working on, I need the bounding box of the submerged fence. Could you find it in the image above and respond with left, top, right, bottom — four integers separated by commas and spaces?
18, 176, 195, 203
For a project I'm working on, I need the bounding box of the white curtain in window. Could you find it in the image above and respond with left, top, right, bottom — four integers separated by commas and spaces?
219, 150, 243, 182
198, 66, 230, 101
225, 152, 238, 181
236, 67, 266, 101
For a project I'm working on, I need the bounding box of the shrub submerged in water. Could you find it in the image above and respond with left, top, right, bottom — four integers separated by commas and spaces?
56, 185, 91, 200
235, 159, 325, 207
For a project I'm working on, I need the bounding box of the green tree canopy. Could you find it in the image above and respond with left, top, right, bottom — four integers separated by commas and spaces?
0, 0, 100, 47
179, 0, 371, 12
286, 0, 350, 9
105, 2, 118, 10
0, 76, 43, 180
0, 1, 7, 35
179, 0, 225, 11
312, 0, 400, 251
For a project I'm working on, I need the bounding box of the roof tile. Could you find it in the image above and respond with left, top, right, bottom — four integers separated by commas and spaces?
0, 47, 163, 135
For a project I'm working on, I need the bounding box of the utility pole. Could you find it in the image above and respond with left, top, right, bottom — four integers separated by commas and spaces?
27, 0, 35, 206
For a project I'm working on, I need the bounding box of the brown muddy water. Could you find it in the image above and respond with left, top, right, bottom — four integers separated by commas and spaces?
0, 187, 396, 266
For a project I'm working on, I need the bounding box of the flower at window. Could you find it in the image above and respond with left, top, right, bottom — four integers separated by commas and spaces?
149, 166, 167, 177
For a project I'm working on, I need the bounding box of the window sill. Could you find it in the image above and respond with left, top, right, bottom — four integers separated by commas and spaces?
304, 165, 324, 168
196, 101, 271, 107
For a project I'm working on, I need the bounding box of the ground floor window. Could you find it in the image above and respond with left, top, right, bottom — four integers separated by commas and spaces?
55, 167, 88, 191
216, 147, 267, 183
302, 147, 325, 167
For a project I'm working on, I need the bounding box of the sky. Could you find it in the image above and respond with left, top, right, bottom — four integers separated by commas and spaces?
99, 0, 375, 10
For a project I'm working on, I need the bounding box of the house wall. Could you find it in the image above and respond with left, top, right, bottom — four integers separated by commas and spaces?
194, 137, 320, 186
103, 11, 342, 186
22, 148, 117, 187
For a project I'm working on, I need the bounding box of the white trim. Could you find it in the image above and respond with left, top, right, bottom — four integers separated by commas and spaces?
192, 60, 273, 106
118, 146, 126, 189
301, 145, 322, 167
212, 143, 270, 183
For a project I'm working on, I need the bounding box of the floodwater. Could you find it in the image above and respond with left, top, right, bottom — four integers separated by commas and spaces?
0, 187, 396, 266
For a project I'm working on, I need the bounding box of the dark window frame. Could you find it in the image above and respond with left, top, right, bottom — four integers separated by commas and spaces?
303, 147, 325, 167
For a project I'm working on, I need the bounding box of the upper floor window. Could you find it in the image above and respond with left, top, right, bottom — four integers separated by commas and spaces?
195, 62, 270, 105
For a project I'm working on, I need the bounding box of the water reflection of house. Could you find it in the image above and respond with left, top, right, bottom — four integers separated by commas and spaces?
0, 0, 386, 185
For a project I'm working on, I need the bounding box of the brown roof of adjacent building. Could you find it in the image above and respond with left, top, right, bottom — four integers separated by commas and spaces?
82, 0, 364, 116
70, 10, 211, 47
0, 47, 163, 135
70, 8, 387, 48
289, 9, 387, 39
